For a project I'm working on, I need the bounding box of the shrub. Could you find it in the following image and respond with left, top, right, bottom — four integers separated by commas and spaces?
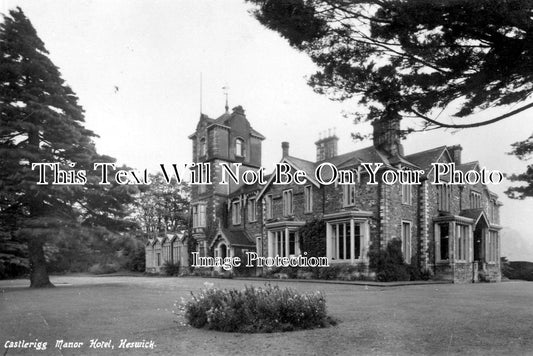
163, 261, 180, 276
178, 284, 334, 333
88, 262, 120, 275
299, 219, 326, 258
317, 265, 342, 280
369, 239, 410, 282
501, 259, 533, 281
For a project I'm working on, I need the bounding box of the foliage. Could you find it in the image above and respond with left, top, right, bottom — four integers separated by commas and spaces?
232, 250, 257, 277
45, 230, 146, 274
247, 0, 533, 129
0, 229, 29, 279
132, 173, 190, 236
88, 262, 120, 275
178, 284, 333, 333
500, 256, 513, 278
506, 135, 533, 199
369, 239, 410, 282
502, 260, 533, 281
298, 219, 326, 258
0, 8, 137, 287
248, 0, 533, 198
263, 263, 370, 281
163, 260, 181, 276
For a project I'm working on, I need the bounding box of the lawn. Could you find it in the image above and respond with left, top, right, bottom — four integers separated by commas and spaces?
1, 276, 532, 355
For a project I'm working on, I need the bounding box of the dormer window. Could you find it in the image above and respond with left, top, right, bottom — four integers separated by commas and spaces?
235, 138, 245, 157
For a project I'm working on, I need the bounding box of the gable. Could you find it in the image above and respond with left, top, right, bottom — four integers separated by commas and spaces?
256, 157, 320, 200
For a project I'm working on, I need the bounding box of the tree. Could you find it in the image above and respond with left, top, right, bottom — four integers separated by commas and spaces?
0, 8, 136, 287
247, 0, 533, 195
506, 134, 533, 199
134, 173, 190, 236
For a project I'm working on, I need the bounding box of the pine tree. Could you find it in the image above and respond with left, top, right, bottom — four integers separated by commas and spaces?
247, 0, 533, 197
0, 8, 136, 287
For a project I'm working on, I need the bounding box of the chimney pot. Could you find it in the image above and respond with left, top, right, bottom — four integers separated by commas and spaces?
232, 105, 245, 115
282, 141, 289, 157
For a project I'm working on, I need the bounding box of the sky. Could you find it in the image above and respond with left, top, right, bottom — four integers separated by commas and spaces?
2, 0, 533, 260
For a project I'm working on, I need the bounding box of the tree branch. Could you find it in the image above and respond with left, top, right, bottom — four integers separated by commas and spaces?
410, 101, 533, 129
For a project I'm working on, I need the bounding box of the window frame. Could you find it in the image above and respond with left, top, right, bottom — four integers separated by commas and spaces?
304, 185, 313, 213
455, 223, 470, 262
401, 220, 412, 263
436, 222, 450, 262
488, 230, 499, 263
282, 189, 293, 217
401, 184, 412, 205
343, 184, 356, 207
199, 137, 207, 157
265, 194, 273, 220
235, 138, 245, 157
247, 198, 257, 222
437, 184, 451, 212
232, 200, 241, 225
269, 229, 299, 258
192, 204, 206, 228
470, 191, 481, 209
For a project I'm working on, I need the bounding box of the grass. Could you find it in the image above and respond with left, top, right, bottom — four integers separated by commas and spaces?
1, 276, 532, 355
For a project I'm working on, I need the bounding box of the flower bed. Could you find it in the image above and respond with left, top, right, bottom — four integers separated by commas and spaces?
177, 284, 334, 333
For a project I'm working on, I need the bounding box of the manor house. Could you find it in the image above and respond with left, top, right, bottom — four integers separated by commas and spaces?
146, 105, 502, 282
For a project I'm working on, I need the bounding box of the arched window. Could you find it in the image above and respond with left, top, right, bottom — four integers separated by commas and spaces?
235, 138, 244, 157
199, 137, 206, 157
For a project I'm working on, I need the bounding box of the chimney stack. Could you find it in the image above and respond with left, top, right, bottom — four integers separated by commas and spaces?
448, 145, 462, 165
282, 141, 289, 157
372, 115, 403, 158
315, 128, 338, 161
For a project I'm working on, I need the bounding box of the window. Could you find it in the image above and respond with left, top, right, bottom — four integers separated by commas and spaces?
489, 200, 498, 222
401, 221, 412, 263
271, 230, 298, 257
343, 184, 356, 207
156, 253, 161, 267
401, 184, 412, 205
265, 195, 273, 219
198, 164, 209, 194
199, 137, 206, 157
282, 190, 293, 216
470, 191, 481, 209
304, 185, 313, 212
192, 204, 206, 228
437, 184, 451, 211
232, 200, 241, 225
437, 223, 450, 261
455, 224, 469, 261
247, 198, 256, 222
330, 221, 362, 261
198, 184, 206, 194
235, 138, 244, 157
256, 236, 262, 257
488, 230, 499, 262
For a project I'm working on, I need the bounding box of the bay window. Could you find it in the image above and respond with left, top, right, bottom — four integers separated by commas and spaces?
325, 211, 371, 263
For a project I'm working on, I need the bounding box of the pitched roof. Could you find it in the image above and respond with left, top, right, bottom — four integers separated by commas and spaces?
285, 156, 317, 180
405, 146, 447, 171
457, 161, 479, 172
215, 112, 231, 124
230, 180, 263, 197
210, 228, 255, 248
250, 127, 266, 140
460, 208, 490, 227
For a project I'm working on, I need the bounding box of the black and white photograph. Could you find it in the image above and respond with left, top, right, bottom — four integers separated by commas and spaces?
1, 0, 533, 355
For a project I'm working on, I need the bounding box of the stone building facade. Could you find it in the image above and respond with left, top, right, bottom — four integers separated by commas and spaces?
184, 105, 502, 283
